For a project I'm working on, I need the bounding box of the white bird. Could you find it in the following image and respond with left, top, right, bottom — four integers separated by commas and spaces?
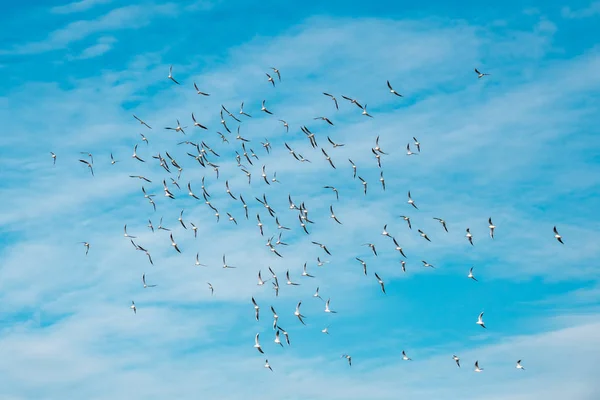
313, 287, 323, 300
477, 312, 486, 329
130, 300, 136, 314
553, 226, 564, 244
386, 80, 403, 97
302, 263, 315, 278
488, 217, 496, 239
257, 270, 269, 286
516, 360, 525, 370
413, 137, 420, 152
142, 273, 157, 288
261, 100, 273, 115
466, 228, 474, 245
468, 267, 478, 282
474, 68, 490, 78
341, 354, 352, 366
254, 333, 264, 353
474, 360, 484, 372
407, 191, 418, 209
374, 272, 386, 294
321, 325, 330, 334
168, 65, 180, 84
294, 301, 306, 325
286, 270, 300, 285
453, 355, 460, 367
207, 282, 214, 295
324, 298, 337, 313
50, 152, 57, 165
252, 297, 260, 321
402, 350, 412, 361
123, 224, 136, 238
169, 233, 181, 253
195, 253, 207, 267
406, 143, 418, 156
264, 359, 273, 371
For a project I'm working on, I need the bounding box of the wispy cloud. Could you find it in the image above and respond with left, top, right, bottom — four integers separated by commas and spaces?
561, 1, 600, 18
6, 4, 178, 55
1, 5, 599, 399
50, 0, 114, 15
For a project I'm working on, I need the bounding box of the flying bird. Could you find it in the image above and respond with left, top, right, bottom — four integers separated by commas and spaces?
323, 93, 339, 110
468, 267, 478, 282
386, 80, 403, 97
324, 298, 337, 313
169, 233, 181, 253
474, 68, 490, 78
477, 312, 486, 329
168, 65, 180, 84
133, 114, 152, 129
516, 360, 525, 370
142, 273, 157, 288
453, 355, 460, 367
374, 272, 386, 294
193, 82, 210, 96
553, 226, 564, 244
433, 217, 448, 232
407, 191, 418, 209
261, 100, 273, 115
130, 301, 136, 314
488, 218, 496, 239
474, 361, 484, 372
254, 333, 264, 353
466, 228, 474, 245
402, 350, 412, 361
294, 301, 306, 325
271, 67, 281, 81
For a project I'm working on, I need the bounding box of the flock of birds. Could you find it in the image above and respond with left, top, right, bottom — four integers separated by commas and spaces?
48, 65, 566, 375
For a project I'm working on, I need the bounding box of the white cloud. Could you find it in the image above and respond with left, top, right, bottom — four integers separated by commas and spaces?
562, 2, 600, 18
50, 0, 113, 15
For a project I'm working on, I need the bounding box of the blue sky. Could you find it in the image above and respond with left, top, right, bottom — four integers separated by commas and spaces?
1, 0, 600, 399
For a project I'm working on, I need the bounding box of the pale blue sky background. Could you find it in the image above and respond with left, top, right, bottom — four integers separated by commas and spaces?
1, 1, 600, 399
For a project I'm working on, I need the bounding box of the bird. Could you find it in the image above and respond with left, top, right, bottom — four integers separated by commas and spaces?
402, 350, 412, 361
314, 116, 334, 126
324, 298, 337, 313
321, 326, 330, 334
323, 92, 339, 110
477, 312, 486, 329
374, 273, 386, 294
222, 254, 235, 269
381, 224, 392, 238
329, 205, 342, 224
361, 104, 373, 118
313, 287, 323, 300
50, 152, 56, 165
169, 233, 181, 253
279, 120, 289, 132
207, 282, 214, 296
418, 229, 431, 242
400, 215, 412, 229
264, 359, 273, 371
468, 267, 478, 282
286, 270, 300, 285
341, 354, 352, 366
386, 80, 403, 96
553, 226, 564, 244
168, 65, 180, 84
294, 301, 306, 325
254, 333, 264, 354
413, 137, 421, 152
123, 224, 136, 238
341, 95, 363, 109
302, 263, 315, 278
266, 72, 276, 86
191, 113, 208, 130
392, 238, 407, 258
79, 241, 90, 255
516, 360, 525, 370
324, 186, 339, 200
193, 82, 210, 96
453, 355, 460, 367
133, 114, 152, 129
358, 176, 368, 195
407, 191, 418, 209
474, 361, 484, 372
422, 260, 435, 268
466, 228, 474, 245
406, 143, 418, 156
488, 218, 496, 239
142, 273, 157, 288
130, 301, 136, 314
271, 67, 281, 81
356, 258, 368, 275
110, 153, 119, 164
261, 100, 273, 114
433, 217, 448, 232
364, 243, 377, 256
474, 68, 490, 78
252, 297, 260, 321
